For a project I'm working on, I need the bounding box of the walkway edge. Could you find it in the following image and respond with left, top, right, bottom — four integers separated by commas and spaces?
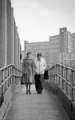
44, 80, 75, 120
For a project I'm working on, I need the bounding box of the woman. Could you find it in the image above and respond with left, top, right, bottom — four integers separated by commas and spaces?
22, 52, 34, 94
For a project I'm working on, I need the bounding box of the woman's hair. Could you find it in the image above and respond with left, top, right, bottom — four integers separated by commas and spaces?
26, 52, 31, 56
37, 53, 42, 57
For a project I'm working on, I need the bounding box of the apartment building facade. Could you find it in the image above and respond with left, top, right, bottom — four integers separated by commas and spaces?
0, 0, 21, 68
24, 27, 75, 68
59, 28, 74, 66
24, 41, 49, 66
48, 35, 60, 67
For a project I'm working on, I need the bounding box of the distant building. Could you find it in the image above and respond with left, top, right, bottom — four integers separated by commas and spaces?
71, 33, 75, 68
48, 35, 60, 67
24, 27, 75, 68
49, 27, 74, 67
59, 27, 73, 66
24, 41, 49, 66
72, 33, 75, 52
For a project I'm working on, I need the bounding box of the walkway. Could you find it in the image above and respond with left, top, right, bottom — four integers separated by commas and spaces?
6, 84, 70, 120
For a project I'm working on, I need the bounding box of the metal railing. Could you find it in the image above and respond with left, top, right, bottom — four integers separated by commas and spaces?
48, 64, 75, 103
0, 64, 22, 107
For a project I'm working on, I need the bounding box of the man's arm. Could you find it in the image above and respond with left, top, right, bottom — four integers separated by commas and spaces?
43, 58, 47, 70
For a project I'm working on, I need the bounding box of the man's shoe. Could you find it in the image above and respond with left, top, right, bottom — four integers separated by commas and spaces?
26, 90, 28, 94
37, 90, 42, 94
29, 90, 31, 94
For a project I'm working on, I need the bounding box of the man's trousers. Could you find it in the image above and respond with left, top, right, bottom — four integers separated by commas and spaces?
34, 74, 43, 93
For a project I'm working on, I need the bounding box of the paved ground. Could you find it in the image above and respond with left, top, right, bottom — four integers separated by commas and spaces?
6, 84, 70, 120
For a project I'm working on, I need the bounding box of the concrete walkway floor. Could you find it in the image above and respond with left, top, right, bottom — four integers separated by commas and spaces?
6, 84, 70, 120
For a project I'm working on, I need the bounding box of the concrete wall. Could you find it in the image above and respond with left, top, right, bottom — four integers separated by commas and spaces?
11, 8, 14, 64
0, 0, 21, 68
0, 0, 7, 67
7, 0, 11, 65
14, 22, 21, 68
0, 0, 3, 67
0, 1, 21, 120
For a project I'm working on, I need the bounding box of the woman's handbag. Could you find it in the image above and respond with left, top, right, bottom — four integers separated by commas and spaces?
44, 69, 49, 80
21, 73, 25, 84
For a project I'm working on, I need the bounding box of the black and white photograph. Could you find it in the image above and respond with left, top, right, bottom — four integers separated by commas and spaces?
0, 0, 75, 120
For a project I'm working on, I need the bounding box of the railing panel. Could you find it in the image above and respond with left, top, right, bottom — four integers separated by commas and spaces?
0, 71, 3, 84
67, 84, 71, 100
73, 88, 75, 102
0, 64, 22, 108
48, 64, 75, 104
73, 71, 75, 85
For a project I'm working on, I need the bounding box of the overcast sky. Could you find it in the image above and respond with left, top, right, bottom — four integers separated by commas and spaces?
11, 0, 75, 50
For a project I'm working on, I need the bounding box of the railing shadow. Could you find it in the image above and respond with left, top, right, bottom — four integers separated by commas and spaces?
44, 64, 75, 120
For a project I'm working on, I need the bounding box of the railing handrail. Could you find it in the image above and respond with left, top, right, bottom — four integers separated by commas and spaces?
56, 73, 75, 89
0, 64, 23, 73
48, 63, 75, 71
0, 64, 22, 96
56, 64, 74, 71
48, 63, 75, 102
0, 64, 13, 71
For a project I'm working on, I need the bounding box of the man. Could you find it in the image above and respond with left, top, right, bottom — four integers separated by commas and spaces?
34, 53, 47, 94
22, 52, 34, 94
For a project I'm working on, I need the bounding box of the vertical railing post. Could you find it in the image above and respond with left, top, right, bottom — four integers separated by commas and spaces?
0, 70, 4, 107
60, 65, 62, 89
3, 70, 5, 81
55, 64, 57, 84
59, 64, 61, 88
8, 67, 9, 76
62, 65, 64, 90
58, 64, 60, 86
66, 68, 68, 96
56, 64, 60, 85
71, 70, 73, 101
12, 66, 14, 85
